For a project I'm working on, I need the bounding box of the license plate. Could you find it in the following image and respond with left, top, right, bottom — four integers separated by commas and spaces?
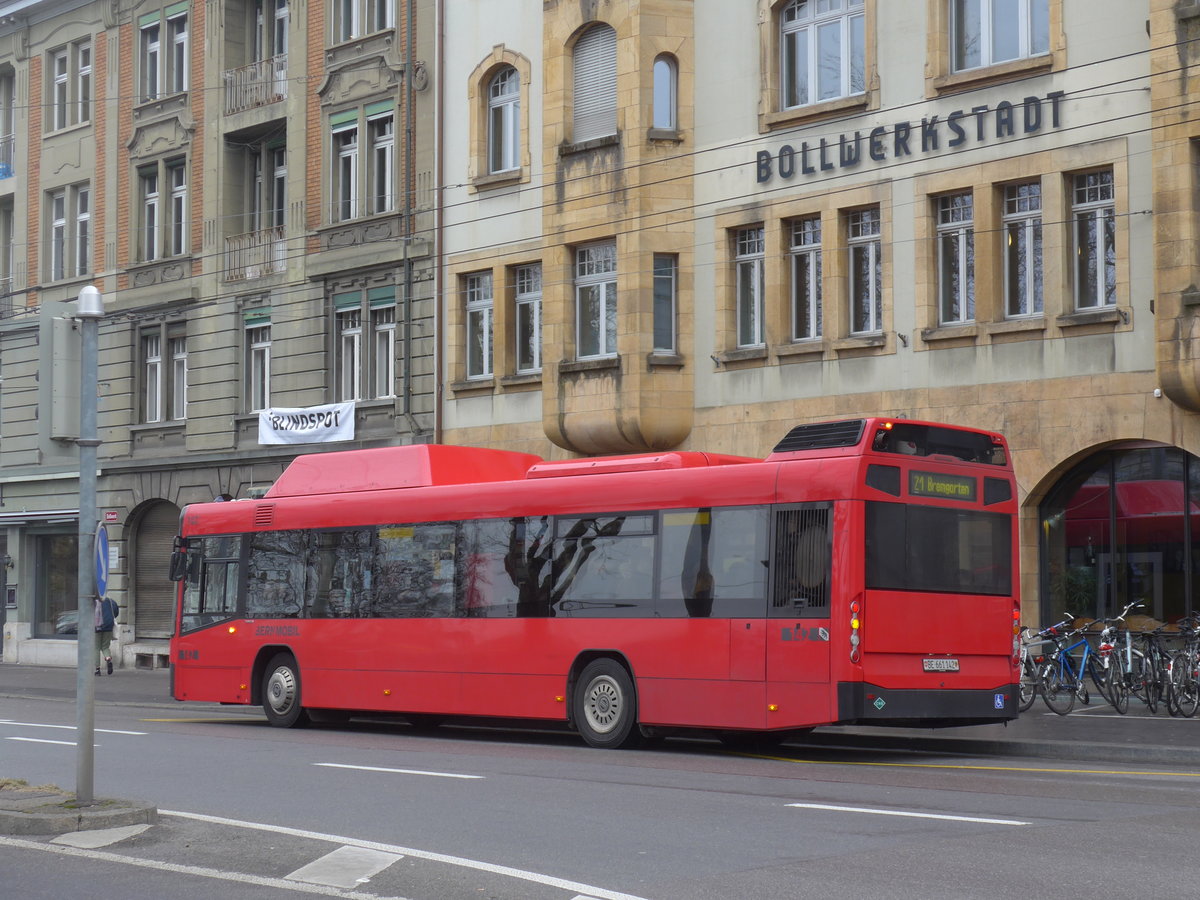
923, 658, 960, 672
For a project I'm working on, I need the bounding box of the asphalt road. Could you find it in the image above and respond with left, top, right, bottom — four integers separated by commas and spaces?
4, 663, 1200, 899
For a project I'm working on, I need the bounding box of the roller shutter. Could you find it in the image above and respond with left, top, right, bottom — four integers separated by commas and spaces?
573, 24, 617, 143
135, 502, 180, 639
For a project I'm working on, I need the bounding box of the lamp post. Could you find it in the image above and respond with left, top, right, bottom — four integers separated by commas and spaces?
74, 284, 103, 805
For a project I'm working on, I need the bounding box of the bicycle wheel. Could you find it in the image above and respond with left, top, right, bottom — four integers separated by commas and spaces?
1087, 656, 1113, 706
1040, 659, 1075, 716
1106, 660, 1129, 714
1139, 652, 1161, 714
1018, 655, 1040, 713
1170, 652, 1199, 718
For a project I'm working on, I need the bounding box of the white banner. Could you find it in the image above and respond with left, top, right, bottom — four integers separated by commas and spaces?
258, 402, 356, 445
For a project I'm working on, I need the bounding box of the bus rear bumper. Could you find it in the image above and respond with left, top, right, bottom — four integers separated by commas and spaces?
836, 681, 1020, 727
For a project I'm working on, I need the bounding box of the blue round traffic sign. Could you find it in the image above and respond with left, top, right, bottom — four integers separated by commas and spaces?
94, 523, 109, 597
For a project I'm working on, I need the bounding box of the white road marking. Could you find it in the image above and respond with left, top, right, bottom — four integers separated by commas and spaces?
0, 835, 409, 900
286, 845, 404, 889
51, 824, 153, 849
314, 762, 484, 779
162, 809, 653, 900
6, 737, 87, 747
0, 719, 147, 735
786, 803, 1031, 826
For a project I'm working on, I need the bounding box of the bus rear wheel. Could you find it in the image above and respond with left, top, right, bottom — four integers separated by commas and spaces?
574, 658, 641, 749
262, 653, 309, 728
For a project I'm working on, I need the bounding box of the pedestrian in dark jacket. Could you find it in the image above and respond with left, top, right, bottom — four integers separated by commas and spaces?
94, 596, 118, 675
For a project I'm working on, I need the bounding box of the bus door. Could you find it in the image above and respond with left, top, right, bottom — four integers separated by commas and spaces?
765, 504, 834, 726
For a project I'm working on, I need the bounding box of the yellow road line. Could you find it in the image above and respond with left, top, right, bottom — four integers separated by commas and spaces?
750, 754, 1200, 778
141, 717, 262, 724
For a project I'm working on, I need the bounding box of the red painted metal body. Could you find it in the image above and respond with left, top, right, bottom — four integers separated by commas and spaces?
170, 419, 1021, 733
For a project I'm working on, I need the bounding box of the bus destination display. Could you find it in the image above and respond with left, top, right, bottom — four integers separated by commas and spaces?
909, 470, 977, 502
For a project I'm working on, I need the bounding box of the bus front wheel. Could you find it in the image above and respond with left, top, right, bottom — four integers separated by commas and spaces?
574, 658, 641, 749
262, 653, 309, 728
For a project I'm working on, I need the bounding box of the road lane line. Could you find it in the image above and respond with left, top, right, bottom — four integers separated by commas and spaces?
786, 802, 1031, 826
748, 752, 1200, 778
7, 736, 86, 746
161, 809, 653, 900
0, 836, 406, 900
314, 762, 484, 779
0, 720, 146, 735
286, 845, 404, 889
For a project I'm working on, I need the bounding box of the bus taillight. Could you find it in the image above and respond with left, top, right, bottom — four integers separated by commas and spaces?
850, 598, 862, 663
1012, 608, 1020, 663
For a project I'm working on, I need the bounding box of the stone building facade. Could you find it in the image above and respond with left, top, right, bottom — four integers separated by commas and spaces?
0, 0, 437, 666
440, 0, 1200, 627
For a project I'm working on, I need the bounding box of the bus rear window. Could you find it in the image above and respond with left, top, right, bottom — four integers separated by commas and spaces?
865, 501, 1011, 595
871, 422, 1007, 466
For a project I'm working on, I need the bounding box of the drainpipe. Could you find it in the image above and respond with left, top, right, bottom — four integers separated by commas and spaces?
401, 0, 420, 436
431, 0, 444, 442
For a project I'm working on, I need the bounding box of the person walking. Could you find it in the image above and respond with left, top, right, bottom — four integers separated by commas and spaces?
94, 595, 118, 675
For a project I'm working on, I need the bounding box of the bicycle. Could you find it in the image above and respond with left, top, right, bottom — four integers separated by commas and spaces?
1018, 624, 1056, 712
1167, 617, 1200, 718
1039, 619, 1113, 716
1096, 601, 1145, 715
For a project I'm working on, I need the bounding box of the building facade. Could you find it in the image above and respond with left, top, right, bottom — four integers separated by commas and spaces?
4, 0, 1200, 669
440, 0, 1200, 629
0, 0, 437, 666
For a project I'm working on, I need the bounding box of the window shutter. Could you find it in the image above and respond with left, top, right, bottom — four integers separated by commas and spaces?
573, 24, 617, 143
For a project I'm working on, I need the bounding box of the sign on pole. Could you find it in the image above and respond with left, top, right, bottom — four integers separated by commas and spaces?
94, 522, 109, 598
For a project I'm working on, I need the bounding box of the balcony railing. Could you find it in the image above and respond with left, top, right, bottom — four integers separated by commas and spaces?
0, 275, 13, 316
0, 133, 13, 179
224, 226, 286, 281
223, 55, 287, 115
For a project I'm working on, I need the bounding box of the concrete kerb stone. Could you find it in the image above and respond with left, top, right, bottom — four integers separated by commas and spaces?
0, 785, 157, 836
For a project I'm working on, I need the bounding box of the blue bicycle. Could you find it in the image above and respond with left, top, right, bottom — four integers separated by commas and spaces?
1039, 619, 1114, 716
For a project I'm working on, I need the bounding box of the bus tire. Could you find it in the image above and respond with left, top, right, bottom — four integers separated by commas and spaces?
574, 658, 641, 749
262, 653, 309, 728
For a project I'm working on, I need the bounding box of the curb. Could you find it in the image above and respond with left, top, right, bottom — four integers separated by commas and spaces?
0, 789, 158, 836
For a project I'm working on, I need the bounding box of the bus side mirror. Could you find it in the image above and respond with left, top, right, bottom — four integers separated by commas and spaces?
168, 537, 190, 582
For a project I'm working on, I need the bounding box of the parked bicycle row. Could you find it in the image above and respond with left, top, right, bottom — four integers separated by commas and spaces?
1019, 601, 1200, 717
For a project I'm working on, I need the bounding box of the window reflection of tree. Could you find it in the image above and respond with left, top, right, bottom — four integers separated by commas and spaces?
503, 515, 629, 616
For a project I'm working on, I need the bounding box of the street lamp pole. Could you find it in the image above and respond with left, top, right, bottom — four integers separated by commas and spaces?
75, 284, 103, 806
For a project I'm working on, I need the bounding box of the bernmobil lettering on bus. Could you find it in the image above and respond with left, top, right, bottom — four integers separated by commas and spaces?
258, 401, 356, 445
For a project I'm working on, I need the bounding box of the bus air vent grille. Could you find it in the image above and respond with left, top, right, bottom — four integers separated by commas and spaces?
772, 419, 865, 454
254, 505, 275, 527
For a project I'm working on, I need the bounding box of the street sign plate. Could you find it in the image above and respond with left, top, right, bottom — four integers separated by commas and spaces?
94, 522, 109, 597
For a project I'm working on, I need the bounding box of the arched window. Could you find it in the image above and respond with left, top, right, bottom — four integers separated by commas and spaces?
487, 66, 520, 174
573, 24, 617, 142
652, 54, 677, 131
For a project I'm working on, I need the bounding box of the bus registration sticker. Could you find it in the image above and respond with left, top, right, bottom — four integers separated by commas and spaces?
922, 658, 959, 672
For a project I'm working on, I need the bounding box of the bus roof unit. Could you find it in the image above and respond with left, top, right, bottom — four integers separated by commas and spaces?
265, 444, 544, 498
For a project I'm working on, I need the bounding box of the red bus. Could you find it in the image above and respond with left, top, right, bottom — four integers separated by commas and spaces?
168, 417, 1021, 748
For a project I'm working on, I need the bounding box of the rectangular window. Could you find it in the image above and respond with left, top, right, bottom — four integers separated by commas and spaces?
333, 0, 357, 42
141, 22, 161, 100
652, 254, 677, 353
367, 112, 393, 214
952, 0, 1049, 72
735, 227, 765, 348
790, 217, 822, 341
75, 187, 90, 277
369, 0, 393, 33
332, 124, 358, 221
1072, 169, 1116, 309
1003, 181, 1043, 317
781, 0, 865, 108
371, 303, 395, 398
168, 10, 188, 94
848, 207, 882, 334
336, 308, 362, 400
139, 158, 186, 261
515, 263, 542, 373
48, 40, 92, 130
332, 285, 397, 400
245, 314, 271, 412
333, 0, 390, 41
937, 192, 975, 325
140, 167, 160, 261
46, 184, 90, 281
169, 334, 187, 420
465, 271, 494, 379
141, 331, 163, 423
576, 241, 618, 358
50, 190, 66, 282
140, 323, 186, 423
168, 161, 187, 257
